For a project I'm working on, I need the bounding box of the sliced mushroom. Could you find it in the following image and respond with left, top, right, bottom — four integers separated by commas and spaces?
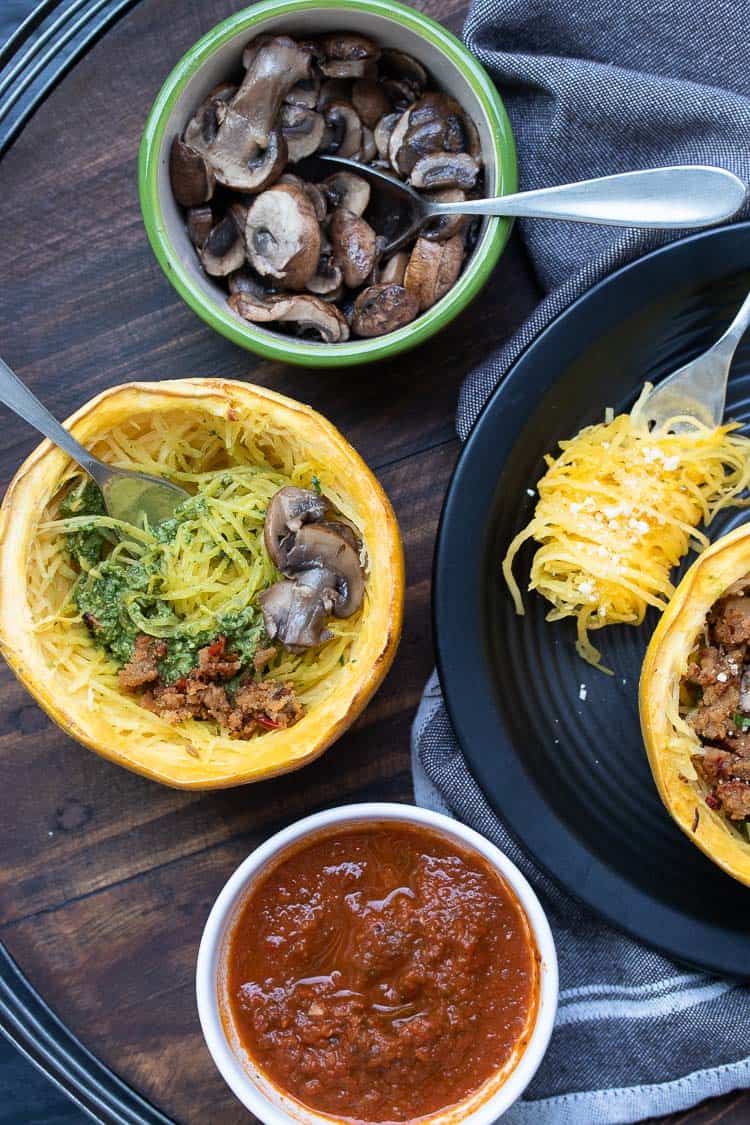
316, 33, 380, 79
208, 81, 238, 103
227, 267, 274, 298
351, 79, 391, 128
263, 486, 328, 569
259, 571, 338, 650
306, 236, 344, 296
240, 34, 275, 71
376, 250, 409, 285
329, 208, 377, 288
409, 152, 479, 190
245, 183, 321, 289
278, 173, 327, 221
379, 49, 428, 89
320, 171, 370, 216
359, 125, 377, 163
190, 106, 288, 191
374, 112, 400, 159
389, 93, 469, 175
320, 101, 362, 158
169, 137, 215, 206
285, 524, 365, 616
351, 284, 419, 337
381, 78, 420, 112
423, 188, 467, 240
229, 291, 350, 342
198, 207, 247, 276
284, 75, 320, 110
317, 78, 352, 110
231, 36, 313, 147
186, 205, 214, 248
280, 104, 325, 161
404, 235, 465, 311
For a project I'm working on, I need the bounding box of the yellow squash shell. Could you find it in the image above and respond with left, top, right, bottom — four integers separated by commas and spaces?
0, 379, 404, 789
640, 524, 750, 885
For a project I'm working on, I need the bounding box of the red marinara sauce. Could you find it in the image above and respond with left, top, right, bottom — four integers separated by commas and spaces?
225, 823, 540, 1123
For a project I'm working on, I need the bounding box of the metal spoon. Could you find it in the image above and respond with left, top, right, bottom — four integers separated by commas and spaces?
640, 288, 750, 431
314, 158, 746, 255
0, 356, 189, 525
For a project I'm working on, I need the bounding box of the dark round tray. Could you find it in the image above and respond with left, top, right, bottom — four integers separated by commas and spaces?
434, 222, 750, 978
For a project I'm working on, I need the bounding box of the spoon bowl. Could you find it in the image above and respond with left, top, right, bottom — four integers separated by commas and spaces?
311, 156, 748, 256
0, 357, 189, 527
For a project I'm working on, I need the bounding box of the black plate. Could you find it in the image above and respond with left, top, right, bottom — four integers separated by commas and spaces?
434, 223, 750, 977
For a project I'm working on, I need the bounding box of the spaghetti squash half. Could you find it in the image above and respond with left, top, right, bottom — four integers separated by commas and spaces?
640, 524, 750, 885
0, 379, 403, 789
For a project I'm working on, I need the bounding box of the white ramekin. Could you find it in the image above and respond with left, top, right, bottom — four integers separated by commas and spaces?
196, 802, 558, 1123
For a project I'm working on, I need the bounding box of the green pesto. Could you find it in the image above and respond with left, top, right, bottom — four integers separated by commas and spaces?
65, 485, 267, 681
60, 479, 110, 568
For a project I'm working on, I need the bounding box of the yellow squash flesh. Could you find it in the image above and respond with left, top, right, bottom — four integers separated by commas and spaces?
640, 525, 750, 886
0, 379, 404, 789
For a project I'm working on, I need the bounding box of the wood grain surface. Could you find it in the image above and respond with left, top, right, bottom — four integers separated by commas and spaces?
0, 1, 747, 1122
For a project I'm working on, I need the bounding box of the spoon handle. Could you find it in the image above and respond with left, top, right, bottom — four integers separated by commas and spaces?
0, 356, 102, 479
434, 166, 746, 228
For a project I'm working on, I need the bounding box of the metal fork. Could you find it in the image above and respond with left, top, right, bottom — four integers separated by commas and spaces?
640, 289, 750, 430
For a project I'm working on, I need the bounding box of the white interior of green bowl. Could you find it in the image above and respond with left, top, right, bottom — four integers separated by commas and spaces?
146, 2, 513, 364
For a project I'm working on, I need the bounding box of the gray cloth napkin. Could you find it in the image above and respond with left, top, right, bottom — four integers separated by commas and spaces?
412, 1, 750, 1120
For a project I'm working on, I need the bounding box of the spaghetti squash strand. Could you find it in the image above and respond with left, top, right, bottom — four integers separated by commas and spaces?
503, 384, 750, 672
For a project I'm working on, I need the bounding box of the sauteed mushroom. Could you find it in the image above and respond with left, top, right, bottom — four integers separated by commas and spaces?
259, 486, 365, 650
229, 290, 350, 342
280, 104, 325, 161
404, 235, 465, 311
264, 487, 328, 568
245, 183, 321, 289
169, 138, 215, 206
186, 205, 214, 248
199, 206, 247, 276
351, 283, 419, 336
320, 101, 362, 157
330, 208, 377, 288
320, 171, 370, 215
171, 29, 484, 344
410, 151, 480, 191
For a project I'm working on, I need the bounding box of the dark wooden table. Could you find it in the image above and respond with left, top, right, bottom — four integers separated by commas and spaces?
0, 1, 747, 1122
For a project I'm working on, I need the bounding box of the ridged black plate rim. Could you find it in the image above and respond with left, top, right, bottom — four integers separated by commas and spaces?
434, 221, 750, 978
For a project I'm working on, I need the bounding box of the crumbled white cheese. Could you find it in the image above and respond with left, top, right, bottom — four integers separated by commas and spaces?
663, 456, 680, 471
717, 671, 728, 683
578, 579, 595, 596
579, 683, 588, 701
628, 517, 650, 535
526, 488, 535, 497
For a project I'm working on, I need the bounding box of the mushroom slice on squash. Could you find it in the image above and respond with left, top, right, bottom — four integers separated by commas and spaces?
259, 570, 339, 651
329, 207, 377, 288
280, 104, 325, 162
229, 291, 350, 343
285, 523, 365, 617
245, 183, 321, 289
404, 235, 465, 311
320, 171, 370, 216
231, 35, 313, 147
169, 137, 215, 206
409, 152, 480, 191
198, 206, 247, 276
264, 486, 328, 569
351, 284, 419, 337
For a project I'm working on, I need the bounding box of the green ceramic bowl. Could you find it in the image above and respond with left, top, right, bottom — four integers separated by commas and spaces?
138, 0, 517, 368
